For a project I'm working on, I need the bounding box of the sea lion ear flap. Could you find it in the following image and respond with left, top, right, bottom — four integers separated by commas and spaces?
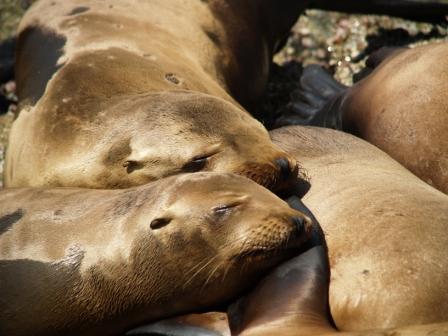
150, 217, 172, 230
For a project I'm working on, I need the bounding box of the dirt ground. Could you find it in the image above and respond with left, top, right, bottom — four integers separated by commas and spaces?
0, 1, 447, 187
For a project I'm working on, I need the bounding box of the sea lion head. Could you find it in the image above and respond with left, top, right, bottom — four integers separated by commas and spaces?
102, 91, 298, 192
126, 172, 313, 316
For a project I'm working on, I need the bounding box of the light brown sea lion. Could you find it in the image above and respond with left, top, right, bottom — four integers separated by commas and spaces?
0, 172, 314, 336
271, 126, 448, 330
283, 42, 448, 194
5, 0, 305, 190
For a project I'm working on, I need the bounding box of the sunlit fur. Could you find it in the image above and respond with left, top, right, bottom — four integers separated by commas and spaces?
0, 173, 313, 336
5, 0, 302, 192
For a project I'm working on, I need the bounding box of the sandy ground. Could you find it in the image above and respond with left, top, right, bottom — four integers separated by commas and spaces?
0, 2, 447, 186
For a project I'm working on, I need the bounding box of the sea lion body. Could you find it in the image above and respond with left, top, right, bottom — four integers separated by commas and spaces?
341, 43, 448, 194
0, 172, 313, 336
271, 126, 448, 330
5, 0, 304, 189
292, 43, 448, 194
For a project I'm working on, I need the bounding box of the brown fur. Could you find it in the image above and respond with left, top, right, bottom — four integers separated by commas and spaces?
232, 246, 448, 336
5, 0, 306, 190
0, 172, 313, 336
340, 42, 448, 194
271, 126, 448, 330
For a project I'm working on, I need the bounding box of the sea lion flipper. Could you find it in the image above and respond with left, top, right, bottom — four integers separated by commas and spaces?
125, 312, 230, 336
274, 65, 346, 130
228, 244, 335, 335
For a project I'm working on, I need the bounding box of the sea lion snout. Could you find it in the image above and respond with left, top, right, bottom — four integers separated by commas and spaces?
291, 216, 307, 236
275, 156, 298, 182
288, 210, 313, 241
231, 149, 299, 193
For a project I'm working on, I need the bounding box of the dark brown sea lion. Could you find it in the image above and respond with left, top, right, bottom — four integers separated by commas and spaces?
0, 172, 314, 336
283, 42, 448, 194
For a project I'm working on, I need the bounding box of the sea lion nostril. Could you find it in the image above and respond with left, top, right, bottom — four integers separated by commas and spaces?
292, 216, 305, 235
275, 158, 292, 180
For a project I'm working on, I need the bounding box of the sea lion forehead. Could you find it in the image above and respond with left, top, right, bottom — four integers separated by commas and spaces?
173, 172, 256, 189
139, 90, 262, 134
165, 173, 274, 205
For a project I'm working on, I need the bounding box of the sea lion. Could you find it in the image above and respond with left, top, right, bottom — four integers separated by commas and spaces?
5, 0, 303, 190
270, 126, 448, 330
0, 172, 314, 336
282, 42, 448, 194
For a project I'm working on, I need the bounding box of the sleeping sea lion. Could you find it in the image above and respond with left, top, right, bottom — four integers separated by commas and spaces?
5, 0, 303, 190
271, 126, 448, 330
125, 221, 448, 336
0, 172, 313, 336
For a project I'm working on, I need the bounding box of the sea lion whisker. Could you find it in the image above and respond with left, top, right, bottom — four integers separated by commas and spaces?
201, 262, 223, 292
182, 254, 221, 289
221, 262, 232, 284
183, 255, 217, 281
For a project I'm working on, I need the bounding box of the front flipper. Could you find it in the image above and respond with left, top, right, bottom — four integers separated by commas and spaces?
228, 244, 333, 335
274, 65, 347, 130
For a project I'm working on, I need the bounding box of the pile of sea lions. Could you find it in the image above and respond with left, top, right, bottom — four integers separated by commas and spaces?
0, 1, 447, 335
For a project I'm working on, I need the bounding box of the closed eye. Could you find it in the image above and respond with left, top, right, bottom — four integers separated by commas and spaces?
182, 154, 214, 172
213, 202, 241, 216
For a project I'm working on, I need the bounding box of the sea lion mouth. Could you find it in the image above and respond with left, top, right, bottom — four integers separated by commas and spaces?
235, 244, 302, 262
233, 226, 310, 264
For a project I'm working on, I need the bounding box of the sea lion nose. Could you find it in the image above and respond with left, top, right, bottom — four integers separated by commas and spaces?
275, 157, 297, 181
291, 216, 305, 235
